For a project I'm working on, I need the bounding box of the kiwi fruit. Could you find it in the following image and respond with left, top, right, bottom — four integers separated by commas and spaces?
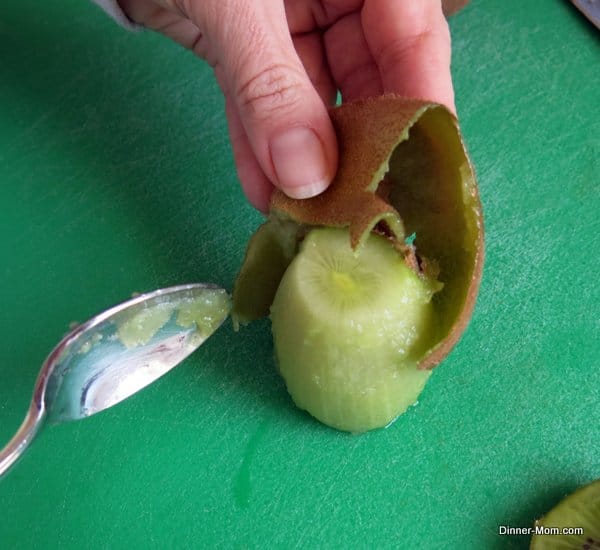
232, 95, 484, 432
530, 479, 600, 549
271, 227, 439, 432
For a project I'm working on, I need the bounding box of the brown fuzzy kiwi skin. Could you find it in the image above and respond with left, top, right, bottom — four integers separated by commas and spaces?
271, 95, 484, 372
442, 0, 470, 17
271, 97, 431, 248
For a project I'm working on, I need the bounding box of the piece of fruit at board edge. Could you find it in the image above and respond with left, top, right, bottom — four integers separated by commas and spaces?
530, 478, 600, 549
232, 95, 484, 432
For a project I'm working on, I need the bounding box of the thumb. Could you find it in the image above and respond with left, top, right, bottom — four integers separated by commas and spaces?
200, 1, 338, 199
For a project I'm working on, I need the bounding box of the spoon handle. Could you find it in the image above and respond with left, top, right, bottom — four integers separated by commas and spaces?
0, 403, 45, 478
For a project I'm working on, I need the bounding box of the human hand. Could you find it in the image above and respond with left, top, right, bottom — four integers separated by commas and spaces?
119, 0, 455, 212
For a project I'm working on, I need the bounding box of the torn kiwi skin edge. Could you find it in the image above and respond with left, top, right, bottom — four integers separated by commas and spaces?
232, 94, 484, 372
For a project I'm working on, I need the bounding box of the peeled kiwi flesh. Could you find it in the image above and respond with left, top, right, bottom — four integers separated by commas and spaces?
270, 227, 440, 432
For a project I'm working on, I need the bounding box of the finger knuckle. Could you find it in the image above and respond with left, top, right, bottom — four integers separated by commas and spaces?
379, 25, 446, 69
375, 2, 451, 66
169, 0, 189, 17
236, 63, 304, 119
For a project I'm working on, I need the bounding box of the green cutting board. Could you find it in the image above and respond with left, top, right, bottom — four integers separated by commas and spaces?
1, 1, 598, 548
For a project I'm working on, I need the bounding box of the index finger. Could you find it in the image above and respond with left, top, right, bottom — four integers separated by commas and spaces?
361, 0, 455, 113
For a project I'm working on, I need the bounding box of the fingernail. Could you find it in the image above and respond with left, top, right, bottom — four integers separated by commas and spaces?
270, 127, 330, 199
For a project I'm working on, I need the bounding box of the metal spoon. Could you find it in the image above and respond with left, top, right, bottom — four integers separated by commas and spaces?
0, 283, 230, 478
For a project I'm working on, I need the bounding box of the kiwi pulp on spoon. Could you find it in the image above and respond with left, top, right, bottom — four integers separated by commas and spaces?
232, 95, 484, 432
530, 479, 600, 549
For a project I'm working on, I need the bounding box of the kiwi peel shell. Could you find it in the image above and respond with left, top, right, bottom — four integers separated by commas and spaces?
233, 95, 484, 370
231, 215, 302, 327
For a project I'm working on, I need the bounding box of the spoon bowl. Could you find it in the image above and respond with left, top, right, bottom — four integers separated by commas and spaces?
0, 283, 230, 478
